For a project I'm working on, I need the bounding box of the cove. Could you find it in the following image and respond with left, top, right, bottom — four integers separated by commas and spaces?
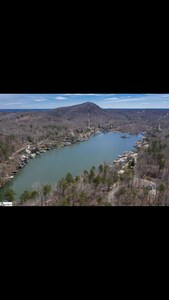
0, 132, 143, 200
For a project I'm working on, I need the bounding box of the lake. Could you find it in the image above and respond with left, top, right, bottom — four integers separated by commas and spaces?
0, 132, 143, 200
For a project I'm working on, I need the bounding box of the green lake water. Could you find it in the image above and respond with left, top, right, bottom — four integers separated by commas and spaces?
0, 132, 142, 201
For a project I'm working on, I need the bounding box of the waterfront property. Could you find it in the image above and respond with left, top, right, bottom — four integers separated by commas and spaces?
0, 132, 143, 201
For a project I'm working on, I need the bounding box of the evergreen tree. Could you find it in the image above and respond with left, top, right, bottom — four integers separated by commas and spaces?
20, 190, 31, 203
43, 184, 52, 205
65, 172, 74, 183
4, 188, 16, 202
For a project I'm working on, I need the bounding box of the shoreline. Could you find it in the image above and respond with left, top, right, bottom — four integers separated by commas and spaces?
0, 128, 143, 192
0, 129, 100, 189
15, 133, 146, 206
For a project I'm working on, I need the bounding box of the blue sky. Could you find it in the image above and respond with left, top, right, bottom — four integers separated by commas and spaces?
0, 94, 169, 109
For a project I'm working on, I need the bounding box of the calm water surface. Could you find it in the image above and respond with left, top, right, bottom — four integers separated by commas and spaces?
0, 132, 142, 200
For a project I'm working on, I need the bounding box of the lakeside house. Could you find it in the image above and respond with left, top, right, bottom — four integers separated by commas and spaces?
118, 170, 125, 175
26, 149, 31, 154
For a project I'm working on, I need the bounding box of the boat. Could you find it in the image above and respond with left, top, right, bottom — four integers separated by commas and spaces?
12, 171, 18, 174
121, 135, 130, 138
40, 149, 46, 153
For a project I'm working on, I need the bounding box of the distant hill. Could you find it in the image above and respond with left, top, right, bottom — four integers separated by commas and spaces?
46, 102, 154, 130
43, 106, 169, 132
47, 102, 109, 119
46, 102, 113, 129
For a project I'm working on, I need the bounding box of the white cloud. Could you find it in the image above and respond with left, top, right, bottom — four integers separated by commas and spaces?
67, 94, 98, 96
63, 94, 108, 96
55, 96, 67, 100
5, 102, 23, 105
99, 94, 169, 108
105, 97, 118, 100
1, 93, 169, 109
34, 99, 47, 102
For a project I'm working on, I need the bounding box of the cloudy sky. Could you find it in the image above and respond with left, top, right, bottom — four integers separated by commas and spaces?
0, 94, 169, 109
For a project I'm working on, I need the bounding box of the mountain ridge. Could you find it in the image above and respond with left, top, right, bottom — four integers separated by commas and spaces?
47, 102, 110, 124
48, 101, 106, 114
